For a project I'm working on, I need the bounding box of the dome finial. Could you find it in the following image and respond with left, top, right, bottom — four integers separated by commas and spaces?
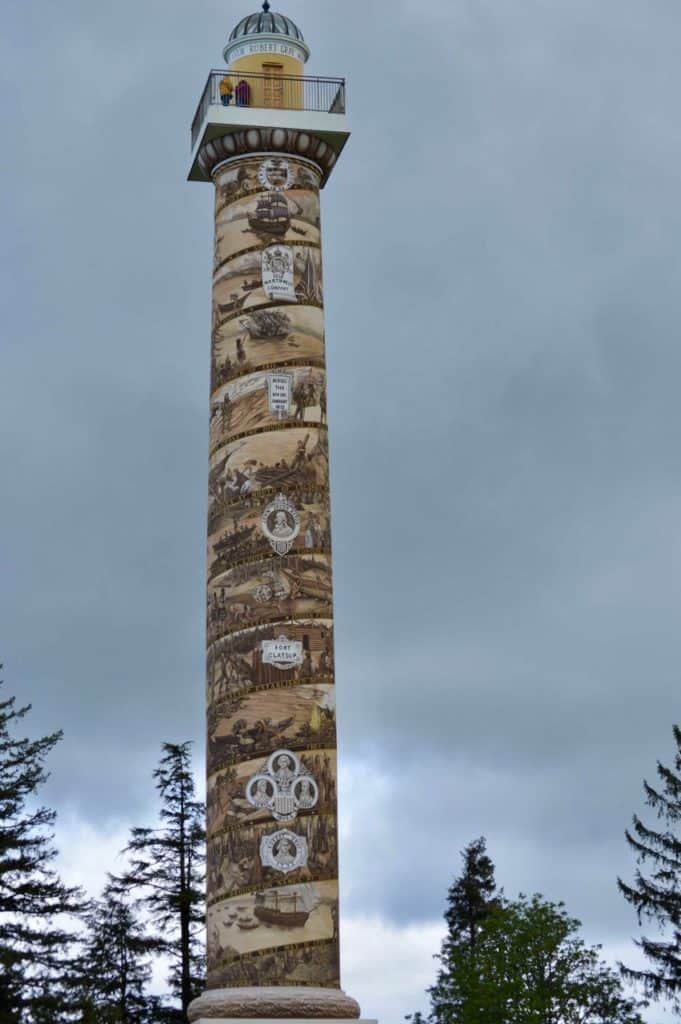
262, 0, 270, 10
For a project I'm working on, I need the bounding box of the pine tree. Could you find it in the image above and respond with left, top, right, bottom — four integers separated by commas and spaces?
71, 880, 162, 1024
0, 673, 82, 1022
444, 837, 498, 950
618, 723, 681, 1009
117, 743, 206, 1022
420, 837, 498, 1023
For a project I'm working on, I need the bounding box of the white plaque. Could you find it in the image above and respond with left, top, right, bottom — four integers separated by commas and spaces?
267, 372, 293, 419
262, 636, 304, 670
246, 749, 319, 823
262, 245, 296, 302
260, 829, 308, 874
261, 493, 301, 556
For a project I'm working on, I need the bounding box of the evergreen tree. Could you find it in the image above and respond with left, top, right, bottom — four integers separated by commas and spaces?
71, 880, 162, 1024
422, 837, 499, 1023
0, 673, 82, 1022
443, 837, 498, 951
618, 724, 681, 1009
117, 743, 206, 1022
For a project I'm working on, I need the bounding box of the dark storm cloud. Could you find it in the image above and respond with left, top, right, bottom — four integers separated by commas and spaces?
2, 1, 681, 1017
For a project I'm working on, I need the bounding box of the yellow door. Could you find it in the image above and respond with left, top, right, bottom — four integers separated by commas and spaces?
263, 63, 284, 108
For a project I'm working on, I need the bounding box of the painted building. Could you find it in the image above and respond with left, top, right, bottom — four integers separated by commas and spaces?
188, 5, 371, 1022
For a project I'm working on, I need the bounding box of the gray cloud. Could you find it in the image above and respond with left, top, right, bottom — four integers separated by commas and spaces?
2, 1, 681, 1019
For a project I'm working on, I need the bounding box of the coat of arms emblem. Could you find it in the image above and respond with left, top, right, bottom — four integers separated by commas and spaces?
262, 245, 296, 302
258, 157, 293, 192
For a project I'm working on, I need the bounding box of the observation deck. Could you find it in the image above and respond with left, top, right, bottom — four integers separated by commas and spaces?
188, 69, 350, 184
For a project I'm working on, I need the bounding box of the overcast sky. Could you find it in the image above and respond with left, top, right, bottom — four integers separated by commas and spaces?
3, 0, 681, 1020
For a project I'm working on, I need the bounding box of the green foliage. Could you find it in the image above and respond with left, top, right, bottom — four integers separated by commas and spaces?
117, 743, 206, 1020
443, 895, 644, 1024
0, 673, 83, 1022
410, 840, 645, 1024
70, 880, 163, 1023
619, 723, 681, 1008
443, 836, 499, 952
420, 837, 499, 1024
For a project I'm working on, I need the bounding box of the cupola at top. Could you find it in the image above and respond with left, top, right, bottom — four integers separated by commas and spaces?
223, 1, 310, 73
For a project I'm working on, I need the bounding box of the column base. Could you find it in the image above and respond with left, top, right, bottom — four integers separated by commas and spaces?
188, 987, 362, 1021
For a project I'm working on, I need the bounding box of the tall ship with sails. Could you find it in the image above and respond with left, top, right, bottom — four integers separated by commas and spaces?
254, 888, 311, 927
248, 192, 291, 236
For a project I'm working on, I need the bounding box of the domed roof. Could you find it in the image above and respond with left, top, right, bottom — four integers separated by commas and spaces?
229, 3, 305, 43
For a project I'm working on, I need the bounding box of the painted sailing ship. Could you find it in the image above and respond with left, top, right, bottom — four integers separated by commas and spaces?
254, 889, 310, 927
239, 309, 291, 340
248, 192, 291, 236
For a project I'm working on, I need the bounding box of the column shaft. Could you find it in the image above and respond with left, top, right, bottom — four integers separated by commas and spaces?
206, 152, 340, 991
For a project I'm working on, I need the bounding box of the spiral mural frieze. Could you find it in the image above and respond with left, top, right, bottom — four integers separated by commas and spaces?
205, 153, 340, 989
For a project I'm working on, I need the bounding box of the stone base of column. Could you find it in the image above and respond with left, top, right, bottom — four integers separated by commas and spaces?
188, 987, 362, 1021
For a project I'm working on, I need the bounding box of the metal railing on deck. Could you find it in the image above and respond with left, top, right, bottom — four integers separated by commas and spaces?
191, 70, 346, 150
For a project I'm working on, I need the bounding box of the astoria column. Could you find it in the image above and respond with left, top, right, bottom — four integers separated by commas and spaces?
188, 6, 368, 1022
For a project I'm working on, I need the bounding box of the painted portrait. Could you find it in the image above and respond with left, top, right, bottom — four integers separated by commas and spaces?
214, 156, 321, 220
207, 812, 338, 901
208, 428, 329, 527
207, 749, 337, 833
207, 491, 331, 580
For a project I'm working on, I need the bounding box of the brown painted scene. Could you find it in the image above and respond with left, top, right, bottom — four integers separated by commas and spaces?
207, 813, 338, 900
207, 749, 337, 833
207, 491, 331, 580
214, 156, 321, 219
215, 184, 321, 264
207, 683, 336, 773
206, 619, 335, 704
207, 879, 338, 962
212, 245, 323, 327
210, 366, 327, 452
207, 554, 333, 643
211, 305, 325, 392
207, 939, 339, 989
208, 428, 329, 528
